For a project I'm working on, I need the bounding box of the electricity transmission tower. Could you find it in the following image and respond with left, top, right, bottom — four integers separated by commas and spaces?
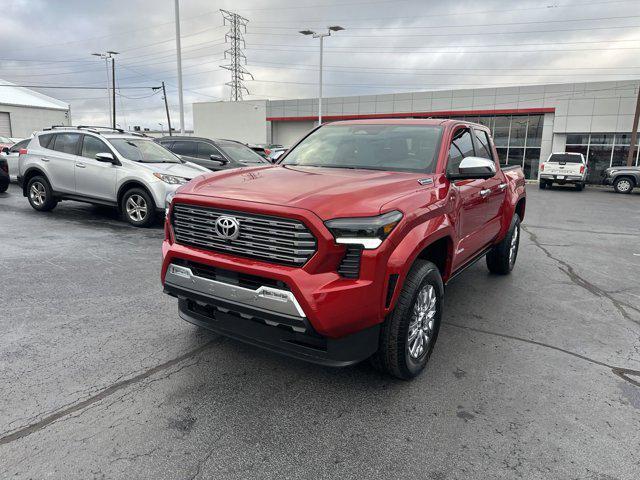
220, 9, 253, 101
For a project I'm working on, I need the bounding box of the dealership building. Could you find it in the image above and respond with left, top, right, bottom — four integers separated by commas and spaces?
193, 79, 640, 182
0, 80, 70, 139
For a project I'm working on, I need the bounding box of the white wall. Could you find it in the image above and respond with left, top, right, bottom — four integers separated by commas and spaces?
271, 120, 316, 146
193, 100, 267, 144
0, 104, 69, 138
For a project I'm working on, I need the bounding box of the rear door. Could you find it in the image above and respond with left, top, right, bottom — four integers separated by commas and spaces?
74, 134, 118, 202
47, 133, 81, 193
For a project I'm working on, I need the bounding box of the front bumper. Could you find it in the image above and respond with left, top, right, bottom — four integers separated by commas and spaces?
163, 268, 380, 367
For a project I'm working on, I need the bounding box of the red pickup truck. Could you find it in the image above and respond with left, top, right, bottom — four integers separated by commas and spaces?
161, 119, 526, 379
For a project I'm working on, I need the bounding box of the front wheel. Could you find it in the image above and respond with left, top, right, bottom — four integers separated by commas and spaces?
613, 177, 634, 194
486, 214, 520, 275
370, 260, 443, 380
121, 188, 157, 227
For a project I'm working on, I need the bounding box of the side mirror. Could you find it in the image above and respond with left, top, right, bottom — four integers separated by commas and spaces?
448, 157, 496, 180
95, 152, 117, 164
210, 154, 228, 165
1, 147, 9, 154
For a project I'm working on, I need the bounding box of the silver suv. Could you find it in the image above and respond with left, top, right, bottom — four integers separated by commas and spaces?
18, 126, 209, 227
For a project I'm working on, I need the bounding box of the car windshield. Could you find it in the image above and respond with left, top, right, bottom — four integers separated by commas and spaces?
548, 153, 583, 163
109, 138, 181, 163
217, 141, 268, 164
281, 124, 443, 173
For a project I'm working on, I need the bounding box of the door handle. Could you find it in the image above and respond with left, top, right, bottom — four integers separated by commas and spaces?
40, 157, 49, 162
76, 162, 86, 168
498, 183, 507, 190
480, 188, 491, 197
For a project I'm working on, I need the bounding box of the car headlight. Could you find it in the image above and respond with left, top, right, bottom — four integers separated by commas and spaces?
324, 210, 403, 249
153, 172, 188, 184
165, 191, 175, 217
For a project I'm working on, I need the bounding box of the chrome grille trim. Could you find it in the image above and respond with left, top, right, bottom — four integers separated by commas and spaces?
172, 204, 318, 266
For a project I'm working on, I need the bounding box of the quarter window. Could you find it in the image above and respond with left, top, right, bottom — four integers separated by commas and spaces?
38, 133, 55, 149
447, 128, 474, 175
52, 133, 81, 155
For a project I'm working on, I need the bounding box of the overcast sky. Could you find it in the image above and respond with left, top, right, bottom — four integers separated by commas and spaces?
1, 0, 639, 129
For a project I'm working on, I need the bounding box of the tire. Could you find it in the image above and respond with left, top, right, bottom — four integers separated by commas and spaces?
370, 260, 443, 380
0, 180, 8, 193
486, 214, 520, 275
613, 177, 634, 194
26, 175, 58, 211
574, 183, 584, 191
539, 180, 546, 190
121, 188, 157, 227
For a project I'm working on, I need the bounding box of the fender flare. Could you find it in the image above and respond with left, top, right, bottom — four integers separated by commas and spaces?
21, 167, 50, 197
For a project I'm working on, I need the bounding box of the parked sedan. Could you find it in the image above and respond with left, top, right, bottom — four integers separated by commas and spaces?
0, 138, 30, 181
156, 136, 269, 171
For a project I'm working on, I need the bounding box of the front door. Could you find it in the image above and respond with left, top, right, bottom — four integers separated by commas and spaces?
74, 134, 118, 202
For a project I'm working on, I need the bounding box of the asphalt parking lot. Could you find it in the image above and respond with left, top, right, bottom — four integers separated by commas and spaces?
1, 182, 639, 479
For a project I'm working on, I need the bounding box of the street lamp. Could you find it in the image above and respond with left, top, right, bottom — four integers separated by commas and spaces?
299, 25, 345, 125
158, 122, 164, 135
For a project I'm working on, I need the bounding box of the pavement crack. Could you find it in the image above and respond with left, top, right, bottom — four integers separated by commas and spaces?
445, 322, 640, 388
0, 340, 218, 446
522, 225, 640, 326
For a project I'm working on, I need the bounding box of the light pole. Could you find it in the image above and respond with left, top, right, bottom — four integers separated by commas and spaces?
299, 26, 344, 125
91, 51, 119, 129
158, 122, 164, 135
174, 0, 185, 134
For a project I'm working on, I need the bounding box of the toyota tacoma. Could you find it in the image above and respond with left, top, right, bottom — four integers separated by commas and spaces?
161, 119, 526, 379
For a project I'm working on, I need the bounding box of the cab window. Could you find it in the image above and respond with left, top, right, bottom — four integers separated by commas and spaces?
473, 129, 493, 161
447, 128, 474, 175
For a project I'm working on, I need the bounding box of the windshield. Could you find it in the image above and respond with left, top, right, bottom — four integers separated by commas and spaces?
110, 138, 181, 163
548, 153, 583, 163
218, 141, 267, 164
281, 124, 443, 173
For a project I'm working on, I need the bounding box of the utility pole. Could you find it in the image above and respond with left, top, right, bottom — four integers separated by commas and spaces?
220, 9, 253, 101
91, 51, 118, 127
161, 82, 172, 136
299, 26, 345, 125
627, 84, 640, 166
174, 0, 185, 133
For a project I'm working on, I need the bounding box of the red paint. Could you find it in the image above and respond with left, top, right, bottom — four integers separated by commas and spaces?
161, 119, 526, 339
267, 107, 555, 122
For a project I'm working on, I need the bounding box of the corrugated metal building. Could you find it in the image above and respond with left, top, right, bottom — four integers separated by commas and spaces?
0, 80, 70, 138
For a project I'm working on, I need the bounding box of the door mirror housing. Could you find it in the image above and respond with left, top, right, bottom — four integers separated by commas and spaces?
1, 147, 9, 154
95, 152, 117, 164
210, 154, 229, 165
448, 157, 496, 180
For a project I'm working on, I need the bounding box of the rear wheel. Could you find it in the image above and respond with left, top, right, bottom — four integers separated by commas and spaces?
574, 183, 584, 191
486, 214, 520, 275
121, 188, 156, 227
613, 177, 634, 194
27, 175, 57, 211
370, 260, 443, 380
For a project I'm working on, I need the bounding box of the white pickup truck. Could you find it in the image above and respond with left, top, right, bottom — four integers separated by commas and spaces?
539, 152, 587, 191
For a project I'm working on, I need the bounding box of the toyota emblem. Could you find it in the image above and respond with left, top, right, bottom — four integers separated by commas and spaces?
214, 216, 240, 240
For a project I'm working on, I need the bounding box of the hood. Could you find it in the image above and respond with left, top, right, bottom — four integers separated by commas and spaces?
179, 165, 428, 219
139, 161, 208, 179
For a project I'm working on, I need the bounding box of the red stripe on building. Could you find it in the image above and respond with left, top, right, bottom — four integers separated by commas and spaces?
267, 107, 555, 122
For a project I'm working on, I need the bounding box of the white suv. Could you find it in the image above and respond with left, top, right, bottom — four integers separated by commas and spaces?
18, 126, 209, 227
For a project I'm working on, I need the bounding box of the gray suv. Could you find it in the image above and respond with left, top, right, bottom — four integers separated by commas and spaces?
17, 126, 209, 227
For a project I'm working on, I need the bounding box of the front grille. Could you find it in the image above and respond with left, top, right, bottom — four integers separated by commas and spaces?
172, 203, 317, 266
338, 245, 363, 279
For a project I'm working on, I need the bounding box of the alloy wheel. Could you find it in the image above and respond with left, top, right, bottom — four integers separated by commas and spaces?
125, 194, 148, 222
407, 284, 437, 359
30, 182, 46, 207
617, 179, 631, 192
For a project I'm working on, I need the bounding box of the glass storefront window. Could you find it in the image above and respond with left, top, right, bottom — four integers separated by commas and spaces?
509, 116, 528, 147
566, 133, 589, 145
615, 133, 631, 146
507, 147, 524, 166
526, 115, 543, 147
587, 146, 612, 184
496, 147, 508, 165
612, 146, 630, 167
589, 133, 614, 145
524, 148, 540, 179
493, 116, 510, 147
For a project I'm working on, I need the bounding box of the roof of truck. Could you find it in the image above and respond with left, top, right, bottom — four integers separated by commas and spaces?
328, 118, 483, 128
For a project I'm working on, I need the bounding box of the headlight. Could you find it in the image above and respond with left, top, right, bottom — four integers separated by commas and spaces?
153, 172, 188, 184
324, 210, 403, 249
165, 192, 175, 217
